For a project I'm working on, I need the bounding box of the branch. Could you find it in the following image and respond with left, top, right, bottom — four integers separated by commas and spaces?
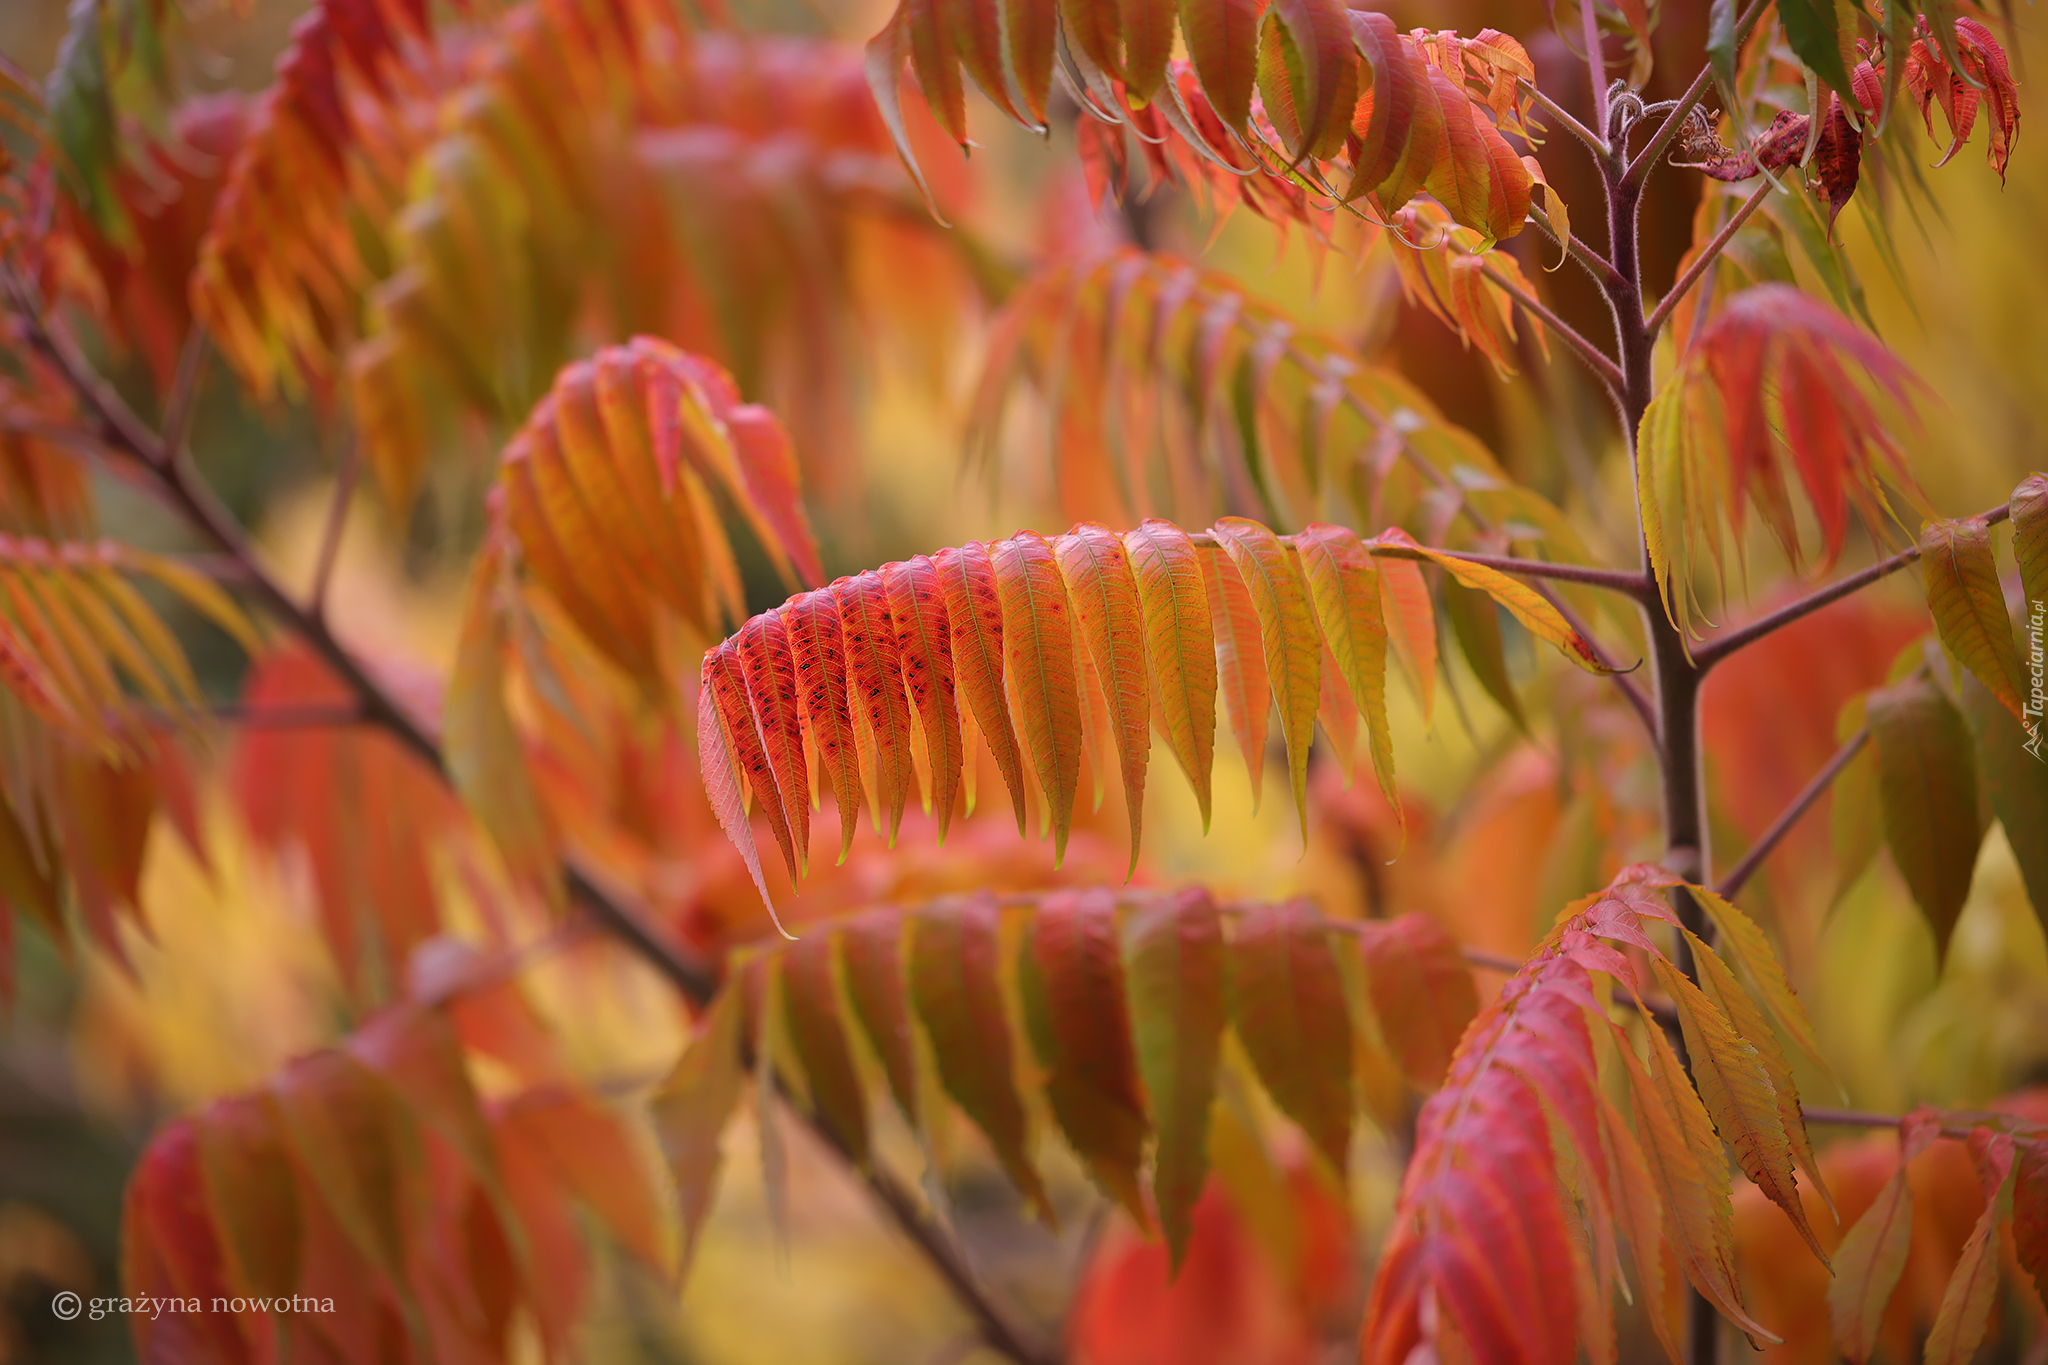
140, 701, 369, 729
1715, 726, 1867, 898
310, 438, 361, 621
831, 1136, 1060, 1365
1518, 77, 1610, 157
1624, 0, 1776, 188
1643, 178, 1774, 334
1181, 530, 1651, 595
1582, 0, 1611, 137
1801, 1105, 2045, 1141
1474, 258, 1627, 397
9, 284, 1055, 1365
1528, 200, 1625, 292
1692, 500, 2014, 670
161, 327, 209, 456
1535, 582, 1659, 734
1337, 542, 1652, 594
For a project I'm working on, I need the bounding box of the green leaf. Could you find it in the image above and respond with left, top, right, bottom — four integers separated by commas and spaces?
1124, 519, 1218, 831
45, 0, 130, 243
1124, 887, 1226, 1271
1778, 0, 1857, 101
1443, 579, 1527, 732
1920, 518, 2028, 722
1868, 676, 1983, 963
781, 933, 870, 1166
1229, 899, 1353, 1176
1707, 0, 1739, 92
1959, 673, 2048, 939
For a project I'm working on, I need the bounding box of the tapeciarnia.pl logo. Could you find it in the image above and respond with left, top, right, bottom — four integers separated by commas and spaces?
2026, 599, 2045, 762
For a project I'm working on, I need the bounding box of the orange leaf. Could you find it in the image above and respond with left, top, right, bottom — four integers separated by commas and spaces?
992, 532, 1084, 863
1124, 518, 1217, 830
1054, 524, 1152, 873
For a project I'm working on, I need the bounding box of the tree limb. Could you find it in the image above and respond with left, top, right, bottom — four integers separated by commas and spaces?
1691, 500, 2014, 670
1528, 200, 1625, 291
1715, 726, 1867, 898
1644, 178, 1774, 334
10, 281, 1053, 1365
1475, 258, 1628, 396
1518, 77, 1610, 157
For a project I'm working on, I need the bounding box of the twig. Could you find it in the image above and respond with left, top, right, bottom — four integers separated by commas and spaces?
1461, 947, 1524, 974
1644, 178, 1774, 334
1715, 727, 1868, 898
803, 1120, 1060, 1365
1474, 259, 1627, 396
139, 701, 369, 729
161, 327, 209, 457
1692, 501, 2014, 670
1528, 201, 1625, 291
10, 287, 1055, 1365
1582, 0, 1610, 136
1801, 1105, 2047, 1141
1183, 530, 1651, 595
1624, 0, 1776, 187
310, 439, 362, 621
1534, 582, 1659, 734
1352, 543, 1652, 595
1518, 77, 1610, 157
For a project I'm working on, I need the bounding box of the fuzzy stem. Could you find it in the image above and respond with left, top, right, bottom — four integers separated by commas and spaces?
1474, 258, 1628, 396
1644, 178, 1774, 334
1715, 727, 1868, 898
1519, 76, 1611, 156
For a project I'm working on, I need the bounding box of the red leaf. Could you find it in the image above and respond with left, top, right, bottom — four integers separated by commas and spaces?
1021, 889, 1150, 1219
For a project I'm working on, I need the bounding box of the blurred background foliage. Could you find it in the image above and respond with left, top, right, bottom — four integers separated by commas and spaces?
0, 0, 2044, 1361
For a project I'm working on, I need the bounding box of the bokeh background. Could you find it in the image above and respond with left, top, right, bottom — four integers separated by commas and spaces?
2, 0, 2044, 1361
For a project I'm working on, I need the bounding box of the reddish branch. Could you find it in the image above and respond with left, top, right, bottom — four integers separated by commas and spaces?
1644, 178, 1774, 334
1715, 726, 1869, 898
7, 276, 1057, 1365
1692, 501, 2015, 670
